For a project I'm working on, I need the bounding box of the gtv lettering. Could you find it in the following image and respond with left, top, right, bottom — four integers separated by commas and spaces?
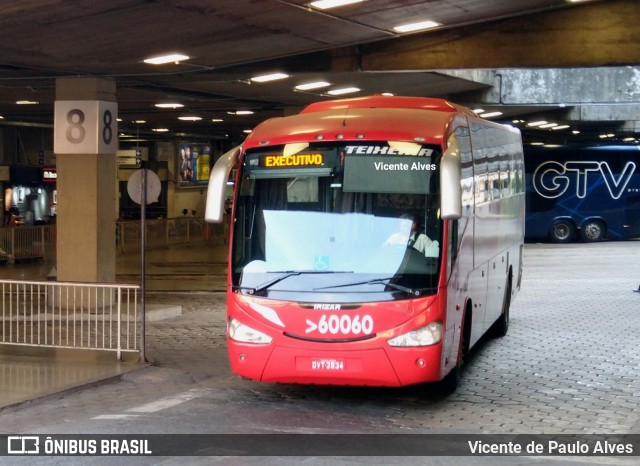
532, 160, 636, 200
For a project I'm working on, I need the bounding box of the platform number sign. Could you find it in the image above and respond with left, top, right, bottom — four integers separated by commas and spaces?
54, 100, 118, 155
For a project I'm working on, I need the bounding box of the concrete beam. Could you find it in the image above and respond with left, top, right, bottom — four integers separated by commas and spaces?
499, 67, 640, 105
567, 104, 640, 122
446, 67, 640, 126
334, 0, 639, 71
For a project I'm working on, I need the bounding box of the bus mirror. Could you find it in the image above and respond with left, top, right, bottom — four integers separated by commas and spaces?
205, 146, 240, 223
440, 136, 462, 220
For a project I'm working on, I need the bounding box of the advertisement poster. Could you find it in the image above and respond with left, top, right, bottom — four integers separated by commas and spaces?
178, 143, 210, 187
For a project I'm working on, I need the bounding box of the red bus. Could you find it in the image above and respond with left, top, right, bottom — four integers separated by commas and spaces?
206, 96, 525, 389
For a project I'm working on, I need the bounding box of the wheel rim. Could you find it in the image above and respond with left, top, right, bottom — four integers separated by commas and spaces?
584, 223, 602, 240
553, 223, 570, 240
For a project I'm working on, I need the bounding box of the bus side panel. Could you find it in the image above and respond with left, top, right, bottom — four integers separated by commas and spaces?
524, 145, 640, 241
481, 194, 525, 331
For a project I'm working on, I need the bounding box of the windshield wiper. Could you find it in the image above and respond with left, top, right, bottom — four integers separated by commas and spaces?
240, 270, 352, 295
313, 277, 421, 296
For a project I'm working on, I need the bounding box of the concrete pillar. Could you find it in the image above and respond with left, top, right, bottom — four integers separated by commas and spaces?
54, 77, 118, 283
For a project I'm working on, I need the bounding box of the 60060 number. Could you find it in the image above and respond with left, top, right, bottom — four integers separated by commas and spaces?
306, 314, 374, 335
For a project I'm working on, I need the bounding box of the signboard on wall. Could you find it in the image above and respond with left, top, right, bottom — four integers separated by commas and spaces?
54, 100, 118, 154
177, 143, 210, 187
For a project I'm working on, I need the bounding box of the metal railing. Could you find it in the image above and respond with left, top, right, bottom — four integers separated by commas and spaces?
0, 216, 226, 262
0, 279, 141, 359
117, 216, 219, 253
0, 225, 56, 263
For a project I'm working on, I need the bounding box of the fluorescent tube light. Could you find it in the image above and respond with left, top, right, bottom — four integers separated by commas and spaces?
393, 20, 440, 33
144, 53, 190, 65
155, 103, 184, 109
295, 81, 331, 91
527, 120, 548, 127
327, 87, 360, 95
309, 0, 365, 10
250, 73, 289, 83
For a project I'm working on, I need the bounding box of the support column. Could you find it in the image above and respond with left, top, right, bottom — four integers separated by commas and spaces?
54, 77, 118, 283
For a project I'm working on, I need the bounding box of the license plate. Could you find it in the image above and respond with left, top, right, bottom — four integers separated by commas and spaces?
310, 358, 345, 371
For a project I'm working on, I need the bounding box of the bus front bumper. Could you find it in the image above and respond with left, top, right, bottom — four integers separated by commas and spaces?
228, 341, 443, 387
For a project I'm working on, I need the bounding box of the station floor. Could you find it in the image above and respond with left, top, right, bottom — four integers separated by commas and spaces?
0, 239, 229, 411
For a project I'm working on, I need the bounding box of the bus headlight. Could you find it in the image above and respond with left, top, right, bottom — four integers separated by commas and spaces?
228, 318, 273, 344
387, 321, 443, 347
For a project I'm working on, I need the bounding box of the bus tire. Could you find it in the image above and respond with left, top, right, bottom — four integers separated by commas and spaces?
440, 306, 470, 393
580, 219, 606, 242
492, 275, 511, 338
549, 219, 575, 243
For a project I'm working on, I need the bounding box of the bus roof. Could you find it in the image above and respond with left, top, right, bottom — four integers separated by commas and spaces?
243, 96, 474, 150
300, 95, 475, 115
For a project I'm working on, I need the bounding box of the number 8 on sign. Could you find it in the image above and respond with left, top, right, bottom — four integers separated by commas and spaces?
54, 100, 118, 155
66, 109, 86, 144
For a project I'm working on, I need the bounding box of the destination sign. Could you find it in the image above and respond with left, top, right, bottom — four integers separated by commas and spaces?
262, 153, 324, 168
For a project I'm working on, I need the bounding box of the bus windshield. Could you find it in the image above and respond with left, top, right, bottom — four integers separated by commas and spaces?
231, 142, 442, 302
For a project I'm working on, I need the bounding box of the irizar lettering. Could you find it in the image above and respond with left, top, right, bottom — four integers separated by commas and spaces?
313, 304, 341, 310
533, 160, 636, 200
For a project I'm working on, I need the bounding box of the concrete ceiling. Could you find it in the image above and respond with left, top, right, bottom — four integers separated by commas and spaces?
0, 0, 637, 146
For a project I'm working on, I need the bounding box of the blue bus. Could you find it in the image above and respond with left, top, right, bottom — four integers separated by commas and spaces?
524, 144, 640, 242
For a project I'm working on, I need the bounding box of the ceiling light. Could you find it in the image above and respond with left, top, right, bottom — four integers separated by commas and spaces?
250, 73, 289, 83
243, 129, 253, 134
393, 20, 441, 33
155, 103, 184, 109
381, 92, 394, 96
228, 110, 254, 115
152, 128, 170, 132
133, 120, 146, 124
481, 111, 503, 118
473, 108, 485, 114
538, 122, 558, 128
551, 125, 570, 130
178, 116, 202, 121
527, 120, 548, 127
327, 87, 360, 96
211, 118, 224, 122
143, 53, 190, 65
295, 81, 331, 91
309, 0, 365, 10
16, 100, 38, 105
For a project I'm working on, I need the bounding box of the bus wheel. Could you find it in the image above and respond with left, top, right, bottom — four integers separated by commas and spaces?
580, 220, 606, 242
549, 219, 575, 243
439, 309, 470, 393
493, 277, 511, 337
